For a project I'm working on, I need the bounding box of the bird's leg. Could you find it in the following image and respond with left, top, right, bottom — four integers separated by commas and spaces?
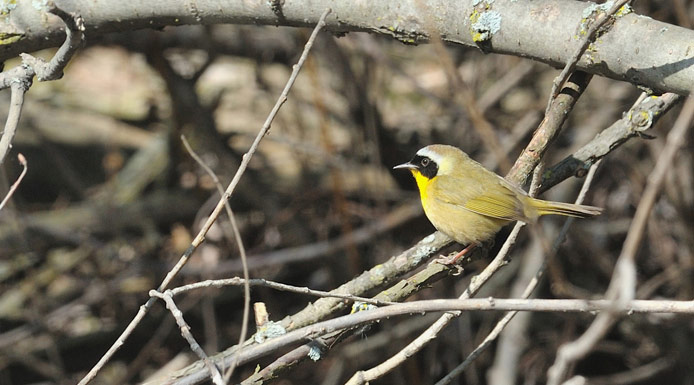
435, 243, 477, 266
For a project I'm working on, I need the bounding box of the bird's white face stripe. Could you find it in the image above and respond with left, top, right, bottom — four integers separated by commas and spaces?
416, 147, 444, 165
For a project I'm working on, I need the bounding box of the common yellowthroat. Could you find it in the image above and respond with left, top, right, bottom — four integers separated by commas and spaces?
395, 144, 602, 261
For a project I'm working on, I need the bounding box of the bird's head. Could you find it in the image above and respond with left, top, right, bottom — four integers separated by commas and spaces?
393, 144, 467, 179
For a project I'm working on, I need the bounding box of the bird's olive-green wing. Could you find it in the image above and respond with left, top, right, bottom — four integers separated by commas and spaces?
430, 175, 526, 221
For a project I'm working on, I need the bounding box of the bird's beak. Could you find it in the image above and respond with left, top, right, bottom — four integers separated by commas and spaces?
393, 162, 416, 170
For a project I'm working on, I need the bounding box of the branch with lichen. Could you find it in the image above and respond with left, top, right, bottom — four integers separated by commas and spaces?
540, 93, 680, 193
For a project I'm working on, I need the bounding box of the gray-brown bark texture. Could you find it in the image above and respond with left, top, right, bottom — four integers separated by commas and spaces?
1, 0, 693, 94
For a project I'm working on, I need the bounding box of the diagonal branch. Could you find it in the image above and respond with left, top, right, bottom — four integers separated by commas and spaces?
545, 0, 633, 114
540, 92, 681, 193
547, 94, 694, 385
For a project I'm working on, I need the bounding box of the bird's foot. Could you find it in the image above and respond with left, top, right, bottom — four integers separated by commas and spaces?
434, 243, 478, 269
434, 258, 464, 275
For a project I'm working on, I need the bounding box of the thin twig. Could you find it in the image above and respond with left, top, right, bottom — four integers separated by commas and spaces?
77, 9, 332, 385
180, 135, 252, 380
161, 292, 694, 385
0, 79, 30, 165
547, 95, 694, 385
149, 290, 224, 385
545, 0, 632, 115
0, 153, 27, 211
169, 277, 398, 306
213, 297, 694, 371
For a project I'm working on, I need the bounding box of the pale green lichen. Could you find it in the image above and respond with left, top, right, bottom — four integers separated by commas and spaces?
411, 245, 436, 264
0, 0, 17, 15
581, 1, 633, 24
351, 301, 377, 314
614, 4, 633, 17
254, 321, 287, 343
469, 1, 501, 43
471, 10, 501, 42
31, 0, 49, 11
578, 1, 633, 39
369, 264, 386, 284
0, 32, 22, 45
422, 234, 436, 244
307, 343, 322, 361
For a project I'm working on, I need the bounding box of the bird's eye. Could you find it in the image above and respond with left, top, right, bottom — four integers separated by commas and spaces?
421, 158, 429, 167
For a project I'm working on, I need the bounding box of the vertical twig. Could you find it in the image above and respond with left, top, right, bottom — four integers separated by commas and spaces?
180, 135, 251, 380
508, 71, 593, 186
0, 81, 30, 165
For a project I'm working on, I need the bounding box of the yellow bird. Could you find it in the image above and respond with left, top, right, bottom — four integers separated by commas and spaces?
394, 144, 602, 262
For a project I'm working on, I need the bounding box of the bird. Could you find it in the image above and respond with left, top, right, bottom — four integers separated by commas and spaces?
394, 144, 602, 263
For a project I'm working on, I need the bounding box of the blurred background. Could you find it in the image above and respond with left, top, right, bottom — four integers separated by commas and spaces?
1, 2, 693, 384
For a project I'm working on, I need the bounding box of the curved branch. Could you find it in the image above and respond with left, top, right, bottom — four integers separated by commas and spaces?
2, 0, 693, 94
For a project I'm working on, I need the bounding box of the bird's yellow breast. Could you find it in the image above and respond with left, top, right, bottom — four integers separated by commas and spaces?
410, 169, 508, 245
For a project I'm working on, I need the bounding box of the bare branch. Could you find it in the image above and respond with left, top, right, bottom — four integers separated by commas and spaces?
0, 84, 28, 165
186, 297, 694, 383
181, 135, 252, 380
169, 277, 397, 306
149, 290, 224, 385
152, 295, 694, 385
540, 92, 681, 193
77, 9, 332, 385
2, 0, 693, 94
545, 0, 633, 115
19, 2, 85, 81
0, 153, 27, 211
547, 95, 694, 385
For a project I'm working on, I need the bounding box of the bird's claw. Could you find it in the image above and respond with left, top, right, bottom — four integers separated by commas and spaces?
433, 254, 465, 275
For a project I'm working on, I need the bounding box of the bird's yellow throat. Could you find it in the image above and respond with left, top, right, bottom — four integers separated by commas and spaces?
411, 169, 433, 201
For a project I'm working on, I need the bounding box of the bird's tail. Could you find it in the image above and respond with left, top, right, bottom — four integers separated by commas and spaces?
532, 199, 603, 218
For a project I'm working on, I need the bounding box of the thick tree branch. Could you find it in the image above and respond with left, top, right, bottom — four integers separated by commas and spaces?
2, 0, 694, 94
